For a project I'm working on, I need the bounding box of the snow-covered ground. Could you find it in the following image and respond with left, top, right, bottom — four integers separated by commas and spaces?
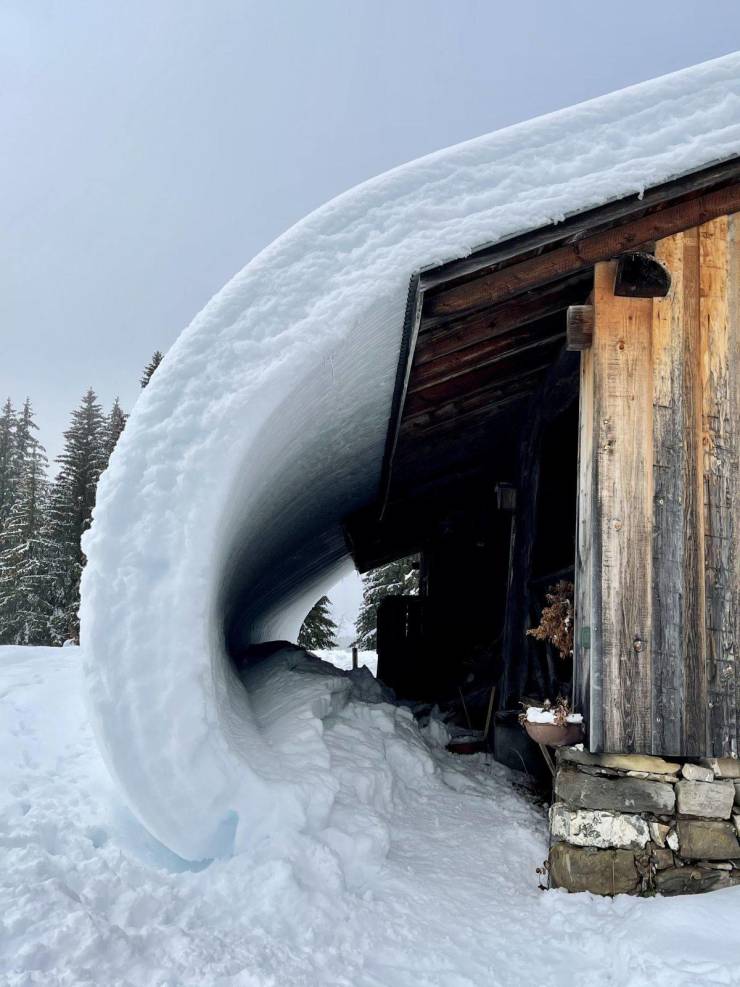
3, 645, 740, 986
312, 647, 378, 676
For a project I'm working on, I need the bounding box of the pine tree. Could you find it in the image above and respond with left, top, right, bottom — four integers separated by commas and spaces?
14, 398, 38, 471
354, 556, 420, 649
298, 595, 338, 650
0, 399, 16, 540
140, 351, 163, 388
105, 397, 127, 461
0, 429, 53, 645
46, 388, 109, 643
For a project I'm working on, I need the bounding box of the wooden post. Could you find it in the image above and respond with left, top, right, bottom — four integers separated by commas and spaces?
351, 645, 358, 670
574, 334, 597, 741
596, 262, 654, 752
699, 217, 739, 756
579, 217, 739, 756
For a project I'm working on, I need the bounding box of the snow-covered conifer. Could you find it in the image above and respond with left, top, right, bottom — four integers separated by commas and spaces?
105, 397, 127, 461
14, 399, 38, 472
140, 351, 164, 388
46, 388, 109, 642
0, 429, 53, 645
298, 595, 338, 650
0, 399, 16, 539
354, 556, 419, 649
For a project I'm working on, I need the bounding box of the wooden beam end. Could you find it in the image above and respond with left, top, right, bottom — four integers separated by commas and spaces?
566, 305, 594, 351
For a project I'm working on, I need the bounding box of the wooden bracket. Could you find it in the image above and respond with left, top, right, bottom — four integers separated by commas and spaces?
614, 251, 671, 298
566, 305, 594, 351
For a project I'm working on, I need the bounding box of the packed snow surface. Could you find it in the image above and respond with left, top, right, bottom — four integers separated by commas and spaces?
5, 645, 740, 986
81, 53, 740, 859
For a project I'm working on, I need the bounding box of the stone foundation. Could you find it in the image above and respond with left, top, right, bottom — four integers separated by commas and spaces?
548, 748, 740, 896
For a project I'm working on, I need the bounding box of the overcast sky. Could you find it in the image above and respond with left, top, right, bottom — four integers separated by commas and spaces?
3, 1, 740, 628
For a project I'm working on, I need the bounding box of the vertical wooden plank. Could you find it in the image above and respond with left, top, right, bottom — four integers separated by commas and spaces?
651, 233, 685, 754
732, 214, 740, 759
574, 345, 600, 748
593, 261, 654, 753
678, 228, 708, 755
699, 216, 739, 756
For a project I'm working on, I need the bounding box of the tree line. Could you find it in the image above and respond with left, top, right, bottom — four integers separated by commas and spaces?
0, 352, 163, 646
1, 341, 416, 653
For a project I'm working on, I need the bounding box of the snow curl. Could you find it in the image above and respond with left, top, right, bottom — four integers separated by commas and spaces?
81, 53, 740, 859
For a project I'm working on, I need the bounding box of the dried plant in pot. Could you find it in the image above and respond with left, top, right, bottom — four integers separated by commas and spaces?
519, 697, 584, 746
520, 581, 583, 746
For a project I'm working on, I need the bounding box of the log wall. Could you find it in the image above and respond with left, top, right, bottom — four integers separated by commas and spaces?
575, 216, 740, 756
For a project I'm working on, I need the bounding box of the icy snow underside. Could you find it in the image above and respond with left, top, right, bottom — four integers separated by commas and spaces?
5, 646, 740, 986
81, 53, 740, 860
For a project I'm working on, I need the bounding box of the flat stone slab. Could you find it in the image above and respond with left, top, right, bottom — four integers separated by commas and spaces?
558, 748, 680, 775
550, 804, 650, 850
700, 757, 740, 779
555, 767, 676, 815
625, 771, 678, 784
655, 865, 740, 895
676, 780, 735, 819
549, 843, 639, 895
681, 763, 715, 782
676, 819, 740, 860
735, 780, 740, 806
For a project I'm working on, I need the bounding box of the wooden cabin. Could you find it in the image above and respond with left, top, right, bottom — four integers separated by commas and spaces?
345, 159, 740, 763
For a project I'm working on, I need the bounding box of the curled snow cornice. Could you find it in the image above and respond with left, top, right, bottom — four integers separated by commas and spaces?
82, 53, 740, 859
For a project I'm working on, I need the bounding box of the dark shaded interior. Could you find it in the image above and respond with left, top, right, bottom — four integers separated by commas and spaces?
344, 255, 585, 774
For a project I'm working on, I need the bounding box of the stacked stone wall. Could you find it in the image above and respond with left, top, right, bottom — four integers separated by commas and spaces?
548, 748, 740, 895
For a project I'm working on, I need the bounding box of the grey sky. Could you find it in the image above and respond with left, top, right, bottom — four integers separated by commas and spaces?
3, 1, 739, 632
3, 1, 740, 462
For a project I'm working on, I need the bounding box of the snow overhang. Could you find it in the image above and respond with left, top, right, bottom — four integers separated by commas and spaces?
80, 53, 740, 859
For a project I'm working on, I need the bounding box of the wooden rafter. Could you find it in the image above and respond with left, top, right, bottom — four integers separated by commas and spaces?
423, 181, 740, 320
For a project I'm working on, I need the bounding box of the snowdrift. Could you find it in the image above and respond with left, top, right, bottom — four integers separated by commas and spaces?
82, 53, 740, 860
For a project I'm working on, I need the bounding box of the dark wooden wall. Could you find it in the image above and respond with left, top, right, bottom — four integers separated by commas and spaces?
575, 216, 740, 756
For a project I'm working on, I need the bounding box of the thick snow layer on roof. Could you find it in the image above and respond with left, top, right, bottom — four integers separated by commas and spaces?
82, 53, 740, 859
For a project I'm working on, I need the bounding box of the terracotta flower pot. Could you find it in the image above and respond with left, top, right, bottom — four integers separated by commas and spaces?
523, 720, 584, 747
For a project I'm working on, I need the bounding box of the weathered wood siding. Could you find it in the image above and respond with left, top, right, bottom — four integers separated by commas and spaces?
576, 216, 739, 756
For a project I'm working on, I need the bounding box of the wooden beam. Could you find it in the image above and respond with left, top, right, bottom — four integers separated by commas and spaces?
417, 271, 590, 342
590, 261, 655, 752
651, 231, 694, 754
424, 182, 740, 321
418, 158, 740, 293
699, 215, 739, 756
401, 353, 555, 427
566, 305, 594, 351
614, 251, 671, 298
574, 334, 597, 747
408, 321, 565, 396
